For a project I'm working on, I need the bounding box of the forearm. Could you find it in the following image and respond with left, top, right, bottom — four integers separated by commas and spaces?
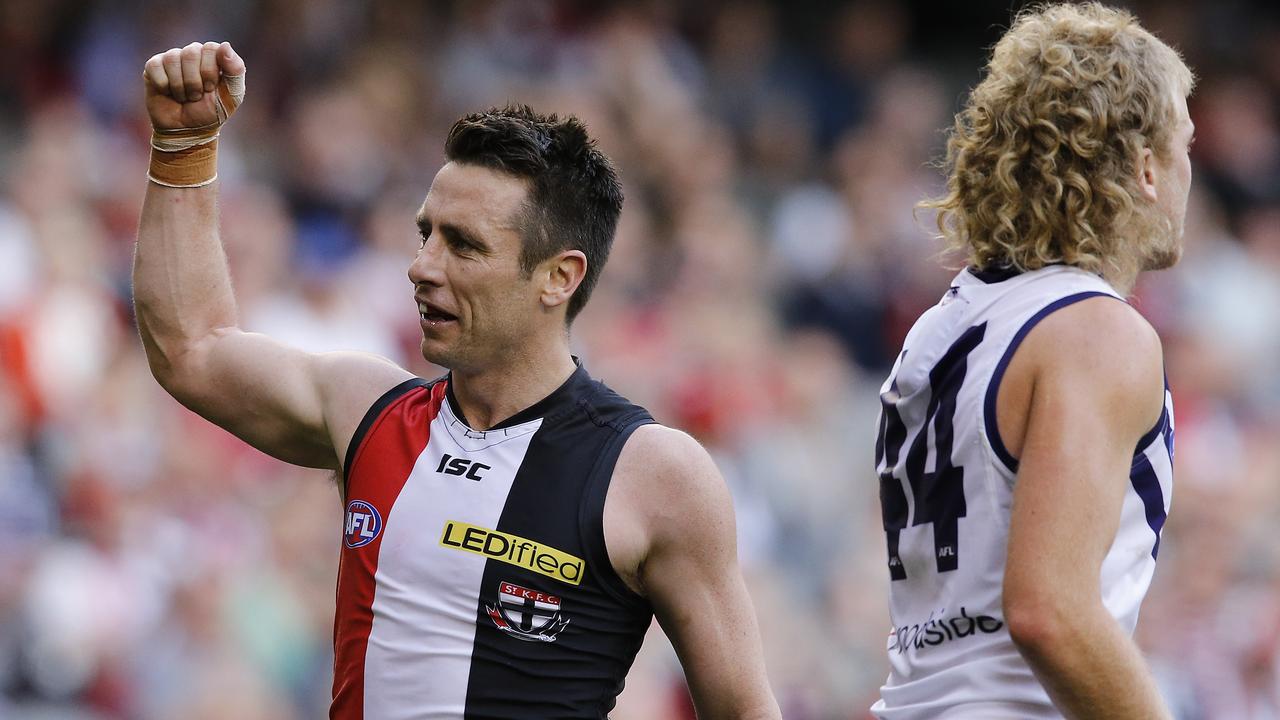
133, 180, 238, 379
683, 633, 780, 720
694, 696, 780, 720
1015, 605, 1170, 720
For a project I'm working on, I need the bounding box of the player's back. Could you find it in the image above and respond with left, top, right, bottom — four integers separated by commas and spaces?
870, 264, 1174, 719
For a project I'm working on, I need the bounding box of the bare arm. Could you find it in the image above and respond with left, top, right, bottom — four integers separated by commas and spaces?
1002, 298, 1171, 719
134, 42, 410, 469
607, 425, 780, 720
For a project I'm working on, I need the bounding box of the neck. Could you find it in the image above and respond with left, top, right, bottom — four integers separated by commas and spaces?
448, 339, 577, 431
1102, 251, 1141, 297
1108, 272, 1138, 297
1105, 208, 1178, 297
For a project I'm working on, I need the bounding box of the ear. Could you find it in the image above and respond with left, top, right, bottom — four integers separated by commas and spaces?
539, 249, 587, 312
1137, 145, 1159, 203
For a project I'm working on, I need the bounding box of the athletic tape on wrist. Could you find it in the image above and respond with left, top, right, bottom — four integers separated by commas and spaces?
148, 139, 219, 188
152, 123, 220, 152
148, 71, 244, 188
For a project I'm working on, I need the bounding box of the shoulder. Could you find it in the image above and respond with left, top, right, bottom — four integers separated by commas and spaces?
1019, 295, 1165, 440
614, 425, 735, 539
1022, 295, 1163, 386
311, 351, 418, 465
314, 351, 418, 414
606, 425, 735, 587
314, 349, 415, 380
615, 425, 726, 500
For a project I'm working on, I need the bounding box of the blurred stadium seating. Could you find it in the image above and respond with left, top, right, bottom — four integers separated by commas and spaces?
1, 1, 1278, 718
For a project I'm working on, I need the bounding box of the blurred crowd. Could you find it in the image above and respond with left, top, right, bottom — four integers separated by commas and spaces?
1, 0, 1279, 718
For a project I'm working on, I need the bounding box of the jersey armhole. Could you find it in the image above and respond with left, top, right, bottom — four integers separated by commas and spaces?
1132, 403, 1169, 463
578, 413, 655, 611
981, 291, 1116, 475
342, 377, 432, 495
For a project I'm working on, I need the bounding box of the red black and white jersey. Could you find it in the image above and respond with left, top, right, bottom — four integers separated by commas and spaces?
332, 362, 655, 719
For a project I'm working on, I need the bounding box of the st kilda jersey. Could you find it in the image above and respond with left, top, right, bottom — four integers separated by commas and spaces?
332, 362, 655, 719
871, 265, 1174, 719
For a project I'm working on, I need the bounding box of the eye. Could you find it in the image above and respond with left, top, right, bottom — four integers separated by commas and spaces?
443, 232, 477, 256
417, 228, 429, 247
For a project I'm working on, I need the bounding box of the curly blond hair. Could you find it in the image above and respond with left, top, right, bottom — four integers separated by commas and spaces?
923, 3, 1194, 284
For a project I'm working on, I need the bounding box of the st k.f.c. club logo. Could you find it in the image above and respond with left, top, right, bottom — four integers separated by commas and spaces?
486, 581, 570, 642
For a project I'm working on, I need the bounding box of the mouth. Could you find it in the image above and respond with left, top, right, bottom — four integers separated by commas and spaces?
417, 298, 458, 327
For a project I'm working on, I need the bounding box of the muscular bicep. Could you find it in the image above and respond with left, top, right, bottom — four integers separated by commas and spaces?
612, 426, 779, 719
1004, 299, 1165, 609
162, 327, 413, 469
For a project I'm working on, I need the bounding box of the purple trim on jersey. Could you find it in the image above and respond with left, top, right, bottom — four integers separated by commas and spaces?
1162, 376, 1176, 461
983, 291, 1114, 473
1135, 405, 1168, 453
1129, 451, 1168, 559
968, 265, 1024, 283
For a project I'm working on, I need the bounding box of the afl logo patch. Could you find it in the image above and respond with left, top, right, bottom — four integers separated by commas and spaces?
344, 500, 382, 548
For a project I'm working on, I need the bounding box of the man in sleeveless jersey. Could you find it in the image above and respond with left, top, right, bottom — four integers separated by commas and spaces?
134, 42, 780, 719
871, 5, 1194, 719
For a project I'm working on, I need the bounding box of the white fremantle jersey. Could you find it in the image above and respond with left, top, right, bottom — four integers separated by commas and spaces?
870, 265, 1175, 719
332, 363, 654, 719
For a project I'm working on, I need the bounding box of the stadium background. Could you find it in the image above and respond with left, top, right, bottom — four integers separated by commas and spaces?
1, 0, 1279, 717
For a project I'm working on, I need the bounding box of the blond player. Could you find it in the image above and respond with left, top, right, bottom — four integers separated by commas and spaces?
871, 4, 1193, 718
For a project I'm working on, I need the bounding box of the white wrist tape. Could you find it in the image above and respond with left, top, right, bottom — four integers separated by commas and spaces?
151, 124, 220, 152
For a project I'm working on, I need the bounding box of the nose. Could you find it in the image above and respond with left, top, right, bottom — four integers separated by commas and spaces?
408, 235, 445, 287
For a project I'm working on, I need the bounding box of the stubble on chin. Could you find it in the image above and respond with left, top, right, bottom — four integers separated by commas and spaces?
1135, 199, 1186, 273
420, 338, 454, 370
1142, 242, 1182, 271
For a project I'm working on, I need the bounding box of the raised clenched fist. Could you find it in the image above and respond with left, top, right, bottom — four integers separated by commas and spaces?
143, 41, 245, 131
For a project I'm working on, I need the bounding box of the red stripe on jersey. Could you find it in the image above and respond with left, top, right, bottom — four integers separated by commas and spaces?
331, 381, 447, 719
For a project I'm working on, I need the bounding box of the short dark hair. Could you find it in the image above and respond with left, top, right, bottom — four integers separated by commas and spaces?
444, 105, 624, 322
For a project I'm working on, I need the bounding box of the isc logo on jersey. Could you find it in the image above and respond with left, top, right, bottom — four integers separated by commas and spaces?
344, 500, 382, 548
